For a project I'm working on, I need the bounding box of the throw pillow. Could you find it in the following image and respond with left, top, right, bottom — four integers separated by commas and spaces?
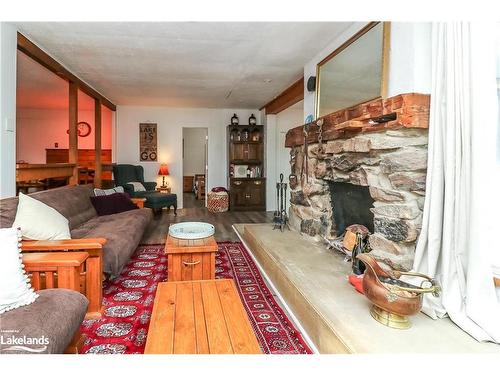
0, 227, 38, 314
12, 193, 71, 240
127, 182, 146, 192
90, 193, 139, 216
93, 186, 124, 196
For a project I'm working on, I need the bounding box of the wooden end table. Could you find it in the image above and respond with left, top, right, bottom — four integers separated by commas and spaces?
145, 279, 262, 354
157, 186, 171, 194
131, 197, 146, 208
165, 235, 217, 281
22, 251, 89, 292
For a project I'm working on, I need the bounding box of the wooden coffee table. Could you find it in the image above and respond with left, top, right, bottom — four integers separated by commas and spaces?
165, 234, 218, 281
145, 279, 261, 354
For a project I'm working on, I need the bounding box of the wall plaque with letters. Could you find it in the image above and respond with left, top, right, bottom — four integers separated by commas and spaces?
139, 123, 157, 161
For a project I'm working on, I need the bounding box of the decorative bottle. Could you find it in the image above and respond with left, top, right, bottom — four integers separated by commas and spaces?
249, 114, 257, 126
246, 166, 251, 178
351, 233, 366, 275
231, 114, 239, 125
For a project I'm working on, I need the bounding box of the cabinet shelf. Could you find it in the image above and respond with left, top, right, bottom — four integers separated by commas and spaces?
230, 140, 263, 144
230, 177, 265, 180
228, 124, 262, 127
230, 160, 262, 164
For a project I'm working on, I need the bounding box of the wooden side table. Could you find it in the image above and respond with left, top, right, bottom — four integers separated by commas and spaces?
22, 238, 106, 319
22, 251, 89, 292
165, 235, 218, 281
157, 186, 171, 194
131, 197, 146, 208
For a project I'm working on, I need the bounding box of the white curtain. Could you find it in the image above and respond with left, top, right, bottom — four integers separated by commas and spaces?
412, 22, 500, 343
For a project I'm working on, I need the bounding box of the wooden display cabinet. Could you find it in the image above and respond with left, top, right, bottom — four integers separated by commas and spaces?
227, 125, 266, 211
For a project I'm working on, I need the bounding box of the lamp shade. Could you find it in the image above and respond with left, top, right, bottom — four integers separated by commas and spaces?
158, 164, 170, 176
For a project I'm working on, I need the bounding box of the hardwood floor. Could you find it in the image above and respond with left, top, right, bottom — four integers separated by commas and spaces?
183, 192, 204, 209
141, 206, 273, 244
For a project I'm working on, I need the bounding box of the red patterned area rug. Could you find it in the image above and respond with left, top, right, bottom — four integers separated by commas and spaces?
80, 242, 312, 354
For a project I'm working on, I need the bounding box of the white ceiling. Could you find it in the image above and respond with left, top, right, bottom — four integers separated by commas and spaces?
15, 22, 353, 109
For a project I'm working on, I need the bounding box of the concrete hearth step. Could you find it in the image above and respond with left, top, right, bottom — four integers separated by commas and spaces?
233, 223, 500, 354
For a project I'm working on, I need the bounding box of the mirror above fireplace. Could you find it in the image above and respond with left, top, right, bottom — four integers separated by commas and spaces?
316, 22, 390, 118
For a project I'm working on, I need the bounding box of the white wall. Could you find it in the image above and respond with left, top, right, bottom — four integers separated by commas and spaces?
276, 103, 303, 182
16, 108, 113, 163
303, 22, 432, 120
115, 106, 258, 209
182, 127, 207, 176
264, 113, 277, 210
0, 23, 17, 198
387, 23, 432, 97
265, 102, 304, 212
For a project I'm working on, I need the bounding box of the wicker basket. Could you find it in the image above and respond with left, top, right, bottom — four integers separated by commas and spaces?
207, 191, 229, 213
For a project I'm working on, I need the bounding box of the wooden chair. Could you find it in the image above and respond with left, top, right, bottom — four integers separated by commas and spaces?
21, 238, 106, 319
194, 174, 206, 200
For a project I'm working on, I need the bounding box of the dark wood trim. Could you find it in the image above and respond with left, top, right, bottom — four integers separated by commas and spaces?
68, 82, 78, 185
260, 77, 304, 115
17, 32, 116, 111
94, 99, 102, 188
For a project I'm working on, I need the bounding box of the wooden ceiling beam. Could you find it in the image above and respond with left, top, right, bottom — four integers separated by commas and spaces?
260, 77, 304, 115
17, 32, 116, 111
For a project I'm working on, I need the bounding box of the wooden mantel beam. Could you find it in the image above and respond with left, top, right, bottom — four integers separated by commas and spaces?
17, 32, 116, 111
260, 77, 304, 115
285, 93, 430, 148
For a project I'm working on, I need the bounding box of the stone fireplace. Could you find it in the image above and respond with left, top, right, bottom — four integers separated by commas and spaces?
328, 181, 375, 236
285, 93, 430, 271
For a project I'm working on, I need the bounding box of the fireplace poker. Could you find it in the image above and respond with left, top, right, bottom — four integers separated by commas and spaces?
302, 123, 309, 184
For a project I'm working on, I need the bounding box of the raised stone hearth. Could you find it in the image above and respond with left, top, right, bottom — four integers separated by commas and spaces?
285, 93, 430, 271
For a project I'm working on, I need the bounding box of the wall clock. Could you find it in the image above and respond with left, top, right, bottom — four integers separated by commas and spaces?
66, 121, 92, 137
77, 122, 91, 137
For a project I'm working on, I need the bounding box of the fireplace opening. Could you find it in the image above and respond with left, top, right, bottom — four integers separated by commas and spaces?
328, 182, 375, 236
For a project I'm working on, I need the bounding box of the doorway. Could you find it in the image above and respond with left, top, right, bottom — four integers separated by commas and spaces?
182, 127, 208, 209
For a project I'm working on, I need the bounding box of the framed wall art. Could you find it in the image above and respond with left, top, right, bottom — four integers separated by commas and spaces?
139, 123, 158, 161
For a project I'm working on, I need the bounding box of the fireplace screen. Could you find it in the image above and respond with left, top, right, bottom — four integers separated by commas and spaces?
328, 182, 375, 236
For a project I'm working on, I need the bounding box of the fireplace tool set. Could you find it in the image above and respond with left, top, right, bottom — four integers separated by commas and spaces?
273, 173, 289, 232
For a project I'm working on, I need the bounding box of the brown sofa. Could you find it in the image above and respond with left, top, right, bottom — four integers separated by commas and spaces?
0, 184, 153, 278
0, 290, 88, 354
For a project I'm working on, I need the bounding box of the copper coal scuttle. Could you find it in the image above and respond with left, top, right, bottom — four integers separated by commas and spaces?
356, 253, 441, 329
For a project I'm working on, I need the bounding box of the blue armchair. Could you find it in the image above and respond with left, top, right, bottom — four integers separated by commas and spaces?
112, 164, 177, 214
112, 164, 156, 197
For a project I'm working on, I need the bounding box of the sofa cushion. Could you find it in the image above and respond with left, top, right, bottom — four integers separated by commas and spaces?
0, 196, 18, 229
0, 185, 97, 230
93, 186, 124, 196
126, 182, 146, 192
13, 193, 71, 240
69, 216, 103, 239
0, 228, 38, 314
0, 289, 88, 354
90, 193, 138, 216
71, 208, 153, 277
